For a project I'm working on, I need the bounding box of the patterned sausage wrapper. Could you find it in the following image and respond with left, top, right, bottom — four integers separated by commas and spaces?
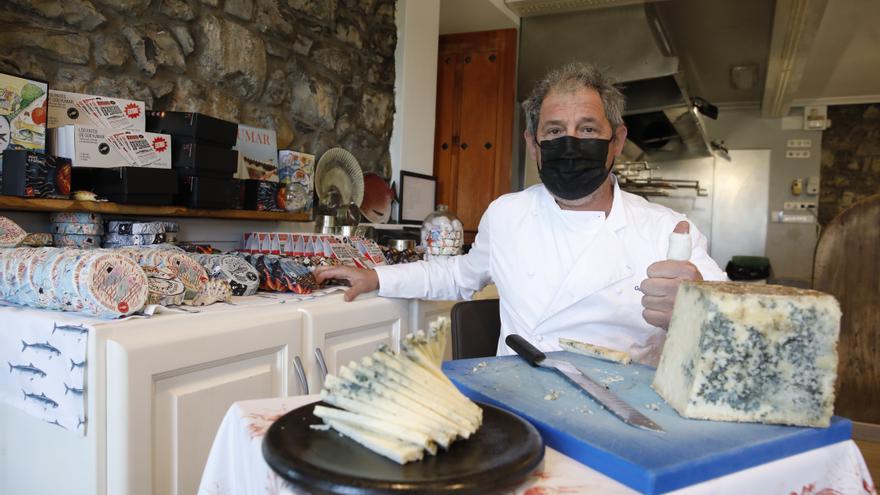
52, 222, 104, 235
0, 217, 27, 247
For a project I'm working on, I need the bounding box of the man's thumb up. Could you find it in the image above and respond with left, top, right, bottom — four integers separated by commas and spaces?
639, 220, 702, 329
667, 220, 692, 261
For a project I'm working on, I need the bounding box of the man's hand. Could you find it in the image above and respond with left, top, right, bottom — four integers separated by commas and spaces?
639, 221, 703, 329
313, 266, 379, 302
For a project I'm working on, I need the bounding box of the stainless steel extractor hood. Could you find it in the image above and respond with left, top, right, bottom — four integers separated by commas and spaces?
517, 2, 714, 161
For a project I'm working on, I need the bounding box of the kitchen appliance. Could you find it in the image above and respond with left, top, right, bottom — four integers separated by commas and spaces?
443, 354, 851, 494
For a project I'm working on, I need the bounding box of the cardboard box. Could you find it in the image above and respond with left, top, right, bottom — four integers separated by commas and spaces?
1, 150, 71, 198
242, 179, 283, 211
47, 90, 145, 131
51, 125, 171, 169
73, 167, 178, 197
177, 176, 239, 209
146, 111, 237, 147
0, 72, 48, 190
237, 154, 278, 182
173, 141, 238, 177
278, 150, 314, 214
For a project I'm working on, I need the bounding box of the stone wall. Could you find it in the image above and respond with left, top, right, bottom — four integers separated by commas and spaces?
0, 0, 397, 177
819, 104, 880, 226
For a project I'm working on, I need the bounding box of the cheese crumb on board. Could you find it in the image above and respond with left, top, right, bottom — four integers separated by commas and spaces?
314, 317, 483, 464
558, 337, 631, 365
652, 281, 841, 427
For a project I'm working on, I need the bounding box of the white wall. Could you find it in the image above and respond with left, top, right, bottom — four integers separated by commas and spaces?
390, 0, 441, 180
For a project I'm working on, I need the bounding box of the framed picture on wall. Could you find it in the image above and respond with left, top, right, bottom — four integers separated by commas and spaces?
399, 171, 437, 224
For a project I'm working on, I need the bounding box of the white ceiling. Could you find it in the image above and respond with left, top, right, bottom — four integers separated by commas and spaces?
439, 0, 518, 35
439, 0, 880, 108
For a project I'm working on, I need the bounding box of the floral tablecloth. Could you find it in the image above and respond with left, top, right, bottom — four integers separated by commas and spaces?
198, 395, 876, 495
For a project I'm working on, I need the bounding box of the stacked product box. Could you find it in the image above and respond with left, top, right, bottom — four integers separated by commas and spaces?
0, 72, 49, 192
278, 150, 315, 216
46, 90, 176, 204
241, 232, 387, 268
146, 111, 240, 209
235, 125, 283, 211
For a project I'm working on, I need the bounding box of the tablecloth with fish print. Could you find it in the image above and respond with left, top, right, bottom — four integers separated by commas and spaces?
0, 305, 90, 435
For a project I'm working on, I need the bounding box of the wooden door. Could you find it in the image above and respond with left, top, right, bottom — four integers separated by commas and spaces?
813, 193, 880, 424
434, 30, 517, 243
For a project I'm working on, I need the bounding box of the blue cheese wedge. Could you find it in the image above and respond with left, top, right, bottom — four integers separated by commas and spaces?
652, 281, 841, 427
315, 317, 483, 464
559, 337, 631, 365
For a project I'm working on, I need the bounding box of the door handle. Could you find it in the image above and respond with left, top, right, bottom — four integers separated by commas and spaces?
441, 142, 449, 150
293, 355, 308, 395
314, 347, 328, 384
461, 142, 469, 150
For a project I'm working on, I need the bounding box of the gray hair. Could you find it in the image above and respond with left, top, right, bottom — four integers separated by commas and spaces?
522, 62, 626, 136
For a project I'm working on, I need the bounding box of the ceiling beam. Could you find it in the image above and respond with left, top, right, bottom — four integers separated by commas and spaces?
761, 0, 829, 117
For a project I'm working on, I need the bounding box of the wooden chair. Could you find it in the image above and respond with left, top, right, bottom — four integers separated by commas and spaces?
813, 193, 880, 425
450, 299, 501, 360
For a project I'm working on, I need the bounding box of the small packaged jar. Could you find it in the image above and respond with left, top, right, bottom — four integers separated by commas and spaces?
421, 205, 463, 260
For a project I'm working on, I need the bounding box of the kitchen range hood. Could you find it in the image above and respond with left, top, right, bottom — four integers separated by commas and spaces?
517, 2, 715, 161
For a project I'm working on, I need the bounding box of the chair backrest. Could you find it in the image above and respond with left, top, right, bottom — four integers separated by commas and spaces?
450, 299, 501, 360
813, 193, 880, 424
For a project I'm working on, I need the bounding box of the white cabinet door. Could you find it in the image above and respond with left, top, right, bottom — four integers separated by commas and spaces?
105, 306, 304, 495
300, 294, 409, 391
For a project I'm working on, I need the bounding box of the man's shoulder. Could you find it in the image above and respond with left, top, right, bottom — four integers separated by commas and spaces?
487, 184, 544, 212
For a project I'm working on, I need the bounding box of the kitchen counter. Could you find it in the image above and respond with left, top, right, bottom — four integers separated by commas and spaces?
0, 292, 456, 495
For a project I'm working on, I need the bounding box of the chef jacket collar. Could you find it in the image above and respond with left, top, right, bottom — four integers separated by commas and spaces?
533, 174, 628, 233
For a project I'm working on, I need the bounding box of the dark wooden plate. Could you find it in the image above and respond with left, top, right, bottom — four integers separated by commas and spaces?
262, 401, 544, 495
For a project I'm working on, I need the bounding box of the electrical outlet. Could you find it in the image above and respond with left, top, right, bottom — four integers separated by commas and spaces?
786, 139, 812, 148
784, 201, 816, 210
786, 150, 811, 159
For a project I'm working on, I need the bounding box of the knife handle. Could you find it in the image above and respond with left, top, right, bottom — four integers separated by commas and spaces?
505, 334, 546, 366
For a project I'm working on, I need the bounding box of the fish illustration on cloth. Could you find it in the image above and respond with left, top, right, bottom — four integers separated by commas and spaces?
52, 323, 89, 336
64, 383, 84, 396
22, 390, 59, 408
21, 340, 62, 358
8, 362, 47, 380
44, 419, 67, 430
70, 358, 86, 371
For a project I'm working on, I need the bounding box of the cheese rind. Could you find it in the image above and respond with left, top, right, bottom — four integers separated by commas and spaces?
652, 281, 841, 427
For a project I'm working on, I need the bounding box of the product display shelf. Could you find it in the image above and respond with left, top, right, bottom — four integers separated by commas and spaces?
0, 196, 311, 222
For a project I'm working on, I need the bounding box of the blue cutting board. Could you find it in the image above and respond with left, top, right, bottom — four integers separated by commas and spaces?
443, 353, 851, 494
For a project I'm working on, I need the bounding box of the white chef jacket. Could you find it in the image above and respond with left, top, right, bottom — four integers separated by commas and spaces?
375, 177, 726, 365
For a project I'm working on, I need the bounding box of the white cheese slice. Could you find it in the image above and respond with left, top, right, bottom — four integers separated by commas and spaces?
559, 337, 632, 365
316, 317, 483, 464
652, 281, 841, 427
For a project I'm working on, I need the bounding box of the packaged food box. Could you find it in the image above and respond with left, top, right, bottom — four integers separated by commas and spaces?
1, 150, 71, 199
173, 141, 238, 177
51, 125, 171, 169
146, 111, 237, 148
0, 72, 48, 191
234, 124, 277, 169
47, 90, 145, 131
278, 150, 314, 214
73, 167, 176, 205
176, 175, 238, 209
237, 154, 279, 182
242, 179, 282, 211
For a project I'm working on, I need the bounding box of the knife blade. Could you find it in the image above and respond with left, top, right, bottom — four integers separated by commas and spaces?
506, 334, 664, 432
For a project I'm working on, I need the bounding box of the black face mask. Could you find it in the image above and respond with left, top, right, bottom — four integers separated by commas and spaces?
538, 136, 611, 201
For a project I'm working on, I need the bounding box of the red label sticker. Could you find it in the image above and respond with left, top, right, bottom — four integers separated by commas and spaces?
152, 136, 168, 153
125, 102, 141, 119
118, 301, 129, 313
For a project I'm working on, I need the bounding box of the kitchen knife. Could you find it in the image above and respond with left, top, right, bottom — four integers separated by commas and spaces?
506, 334, 664, 433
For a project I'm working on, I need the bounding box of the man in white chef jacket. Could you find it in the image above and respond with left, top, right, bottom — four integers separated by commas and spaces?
315, 62, 726, 366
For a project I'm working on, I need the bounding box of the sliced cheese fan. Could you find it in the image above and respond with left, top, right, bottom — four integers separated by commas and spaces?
314, 317, 483, 464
